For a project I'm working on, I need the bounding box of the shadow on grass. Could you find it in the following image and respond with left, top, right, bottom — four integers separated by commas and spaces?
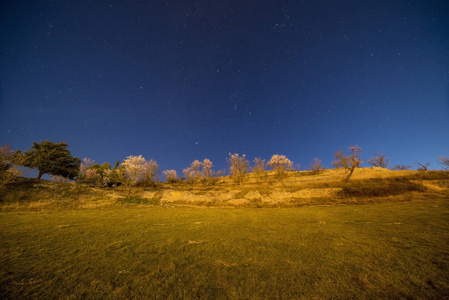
338, 178, 427, 198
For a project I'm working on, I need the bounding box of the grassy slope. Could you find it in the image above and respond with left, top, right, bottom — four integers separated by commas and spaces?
1, 169, 448, 298
1, 168, 448, 209
1, 200, 449, 299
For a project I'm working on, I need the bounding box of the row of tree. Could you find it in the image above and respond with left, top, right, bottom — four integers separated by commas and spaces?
1, 140, 448, 193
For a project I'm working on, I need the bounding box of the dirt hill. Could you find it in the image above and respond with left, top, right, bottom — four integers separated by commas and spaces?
1, 168, 448, 209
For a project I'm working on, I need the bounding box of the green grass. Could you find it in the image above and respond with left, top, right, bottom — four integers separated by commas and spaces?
1, 199, 449, 299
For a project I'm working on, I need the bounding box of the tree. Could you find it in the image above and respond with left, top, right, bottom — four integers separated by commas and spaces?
309, 158, 325, 174
367, 153, 389, 168
227, 153, 250, 187
119, 155, 146, 197
439, 157, 449, 170
77, 157, 95, 184
252, 158, 267, 182
417, 162, 430, 171
201, 158, 220, 185
267, 154, 293, 183
23, 140, 80, 180
142, 159, 160, 189
0, 144, 24, 189
392, 165, 411, 171
183, 160, 202, 182
163, 170, 178, 183
86, 162, 112, 186
78, 159, 112, 187
332, 145, 362, 182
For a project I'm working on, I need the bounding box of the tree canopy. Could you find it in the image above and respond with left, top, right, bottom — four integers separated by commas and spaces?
24, 140, 80, 180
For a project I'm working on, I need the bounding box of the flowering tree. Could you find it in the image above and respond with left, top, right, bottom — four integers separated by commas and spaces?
183, 160, 202, 182
202, 158, 223, 185
267, 154, 293, 183
367, 153, 389, 168
142, 159, 160, 189
202, 159, 213, 178
163, 170, 178, 183
84, 162, 112, 186
113, 155, 147, 197
332, 145, 362, 182
227, 153, 250, 187
252, 157, 267, 182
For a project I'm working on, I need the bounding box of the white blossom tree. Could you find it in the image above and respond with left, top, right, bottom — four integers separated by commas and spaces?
115, 155, 147, 197
142, 159, 160, 189
183, 160, 202, 182
267, 154, 293, 183
163, 170, 178, 183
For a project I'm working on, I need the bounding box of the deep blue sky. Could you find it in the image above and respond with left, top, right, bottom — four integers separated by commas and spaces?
1, 0, 448, 176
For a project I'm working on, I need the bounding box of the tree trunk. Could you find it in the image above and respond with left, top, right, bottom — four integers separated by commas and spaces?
36, 171, 44, 180
345, 166, 355, 182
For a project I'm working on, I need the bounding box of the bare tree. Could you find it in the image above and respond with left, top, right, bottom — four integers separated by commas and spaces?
391, 165, 411, 171
417, 162, 430, 171
252, 157, 267, 182
227, 153, 250, 187
367, 153, 389, 168
309, 158, 325, 174
267, 154, 294, 184
331, 149, 346, 169
439, 157, 449, 170
332, 145, 362, 182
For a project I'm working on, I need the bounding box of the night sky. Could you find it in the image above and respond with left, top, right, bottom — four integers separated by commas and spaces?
1, 1, 448, 176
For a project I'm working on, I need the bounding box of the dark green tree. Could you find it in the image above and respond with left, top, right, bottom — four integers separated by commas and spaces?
24, 140, 81, 180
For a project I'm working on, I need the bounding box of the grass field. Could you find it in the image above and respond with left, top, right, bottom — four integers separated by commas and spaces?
1, 199, 449, 299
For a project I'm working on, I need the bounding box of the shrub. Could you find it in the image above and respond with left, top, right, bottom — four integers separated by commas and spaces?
392, 165, 411, 171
